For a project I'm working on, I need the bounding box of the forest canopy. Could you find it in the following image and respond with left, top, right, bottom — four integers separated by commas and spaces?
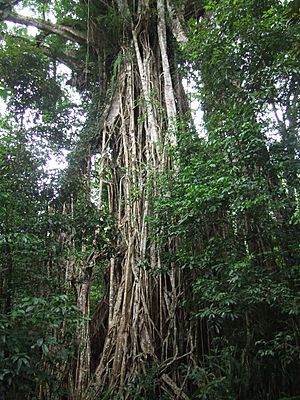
0, 0, 300, 399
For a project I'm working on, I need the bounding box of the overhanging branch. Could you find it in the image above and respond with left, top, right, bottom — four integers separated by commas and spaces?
6, 11, 88, 45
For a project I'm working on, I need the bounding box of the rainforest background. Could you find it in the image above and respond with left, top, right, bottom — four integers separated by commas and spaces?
0, 0, 300, 399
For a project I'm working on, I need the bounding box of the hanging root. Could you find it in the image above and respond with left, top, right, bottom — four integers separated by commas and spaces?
74, 1, 202, 398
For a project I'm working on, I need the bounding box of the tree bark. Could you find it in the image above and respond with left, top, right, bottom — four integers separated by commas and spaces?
85, 2, 199, 398
6, 12, 88, 44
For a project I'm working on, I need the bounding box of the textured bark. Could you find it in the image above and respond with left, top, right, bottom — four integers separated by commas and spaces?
85, 2, 200, 398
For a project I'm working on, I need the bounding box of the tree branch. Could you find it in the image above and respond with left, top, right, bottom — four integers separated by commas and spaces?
6, 11, 88, 45
44, 47, 84, 73
4, 33, 84, 73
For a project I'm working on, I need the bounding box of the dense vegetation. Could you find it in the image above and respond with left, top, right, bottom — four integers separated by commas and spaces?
0, 0, 299, 399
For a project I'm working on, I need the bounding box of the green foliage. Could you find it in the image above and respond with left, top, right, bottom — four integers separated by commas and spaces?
187, 0, 300, 190
53, 0, 87, 21
153, 0, 300, 398
0, 295, 79, 399
0, 122, 50, 306
91, 371, 171, 400
0, 77, 110, 396
0, 36, 62, 114
124, 365, 158, 400
155, 124, 300, 398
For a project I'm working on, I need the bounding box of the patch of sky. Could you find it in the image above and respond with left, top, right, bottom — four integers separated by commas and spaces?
182, 75, 206, 138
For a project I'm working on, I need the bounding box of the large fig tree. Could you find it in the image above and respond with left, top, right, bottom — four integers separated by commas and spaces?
0, 1, 205, 398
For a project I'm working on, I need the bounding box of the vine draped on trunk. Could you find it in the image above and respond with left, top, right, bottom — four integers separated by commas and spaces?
84, 2, 200, 398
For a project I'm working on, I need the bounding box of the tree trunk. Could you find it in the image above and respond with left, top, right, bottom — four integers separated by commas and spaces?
80, 1, 199, 398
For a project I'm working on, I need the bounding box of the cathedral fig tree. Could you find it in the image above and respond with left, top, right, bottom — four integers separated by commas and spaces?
1, 1, 300, 399
0, 1, 206, 399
